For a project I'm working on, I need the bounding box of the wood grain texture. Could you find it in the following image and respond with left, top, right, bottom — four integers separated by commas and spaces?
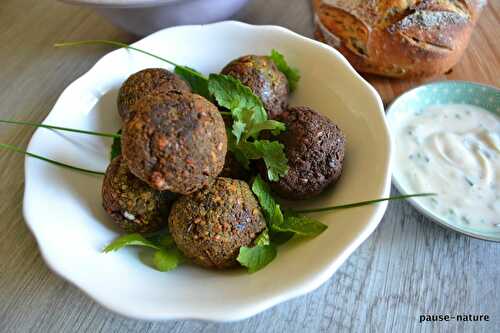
0, 0, 498, 332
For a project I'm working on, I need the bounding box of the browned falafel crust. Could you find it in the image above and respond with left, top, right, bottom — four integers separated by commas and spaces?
168, 178, 266, 269
263, 106, 346, 200
117, 68, 191, 121
102, 156, 174, 233
122, 90, 227, 194
221, 55, 289, 119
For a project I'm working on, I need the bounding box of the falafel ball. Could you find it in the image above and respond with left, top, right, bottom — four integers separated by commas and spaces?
102, 155, 176, 233
221, 55, 289, 118
168, 177, 266, 269
122, 90, 227, 194
261, 106, 346, 200
117, 68, 191, 121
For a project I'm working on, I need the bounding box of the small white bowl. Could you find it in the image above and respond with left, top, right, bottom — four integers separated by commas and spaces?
387, 81, 500, 242
23, 22, 391, 321
58, 0, 250, 36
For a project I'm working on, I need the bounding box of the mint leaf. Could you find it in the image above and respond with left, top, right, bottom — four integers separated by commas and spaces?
272, 211, 327, 237
254, 229, 271, 246
210, 74, 288, 180
103, 233, 160, 253
235, 140, 288, 181
110, 129, 122, 161
153, 248, 183, 272
237, 244, 277, 273
251, 175, 284, 226
269, 230, 294, 245
252, 140, 288, 181
247, 119, 286, 138
208, 74, 268, 141
232, 120, 247, 143
174, 66, 210, 99
227, 130, 251, 169
269, 49, 301, 92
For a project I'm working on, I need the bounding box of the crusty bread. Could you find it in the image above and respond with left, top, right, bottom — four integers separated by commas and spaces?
312, 0, 487, 78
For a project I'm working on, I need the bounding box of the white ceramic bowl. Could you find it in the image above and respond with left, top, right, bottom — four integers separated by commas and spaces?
58, 0, 250, 36
23, 21, 391, 321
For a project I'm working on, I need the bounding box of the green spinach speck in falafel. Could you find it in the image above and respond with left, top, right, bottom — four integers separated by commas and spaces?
102, 155, 176, 233
122, 90, 227, 194
168, 177, 267, 269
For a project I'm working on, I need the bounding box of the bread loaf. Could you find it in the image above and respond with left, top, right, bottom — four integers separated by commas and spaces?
312, 0, 487, 78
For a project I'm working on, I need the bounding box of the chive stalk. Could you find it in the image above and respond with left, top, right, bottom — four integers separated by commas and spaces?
295, 193, 436, 214
54, 40, 207, 81
0, 143, 105, 175
0, 119, 120, 138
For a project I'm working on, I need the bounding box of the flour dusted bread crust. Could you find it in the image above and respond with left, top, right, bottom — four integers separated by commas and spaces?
312, 0, 487, 78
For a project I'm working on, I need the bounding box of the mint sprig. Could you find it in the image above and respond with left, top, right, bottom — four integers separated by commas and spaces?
174, 66, 210, 99
208, 74, 269, 140
103, 231, 183, 272
237, 244, 277, 274
208, 74, 288, 181
275, 211, 327, 237
269, 49, 301, 92
237, 229, 277, 273
153, 248, 183, 272
239, 176, 326, 273
251, 176, 284, 226
251, 175, 327, 238
103, 233, 159, 252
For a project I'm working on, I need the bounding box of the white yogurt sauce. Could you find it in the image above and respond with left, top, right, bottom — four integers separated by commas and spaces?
393, 104, 500, 231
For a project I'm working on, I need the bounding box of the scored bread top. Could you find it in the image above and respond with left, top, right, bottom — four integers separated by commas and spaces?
313, 0, 487, 77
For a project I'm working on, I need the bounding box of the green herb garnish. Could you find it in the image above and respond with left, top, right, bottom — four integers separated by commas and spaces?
103, 233, 159, 252
294, 192, 436, 213
269, 49, 301, 92
274, 211, 327, 237
174, 66, 210, 99
0, 119, 120, 138
55, 39, 210, 99
252, 175, 327, 239
238, 176, 327, 273
251, 175, 284, 226
237, 244, 277, 274
103, 231, 183, 272
243, 175, 436, 273
237, 230, 277, 273
0, 143, 105, 175
208, 74, 288, 181
110, 129, 122, 161
153, 248, 183, 272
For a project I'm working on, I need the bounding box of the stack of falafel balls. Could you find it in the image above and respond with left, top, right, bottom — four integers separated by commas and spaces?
102, 55, 346, 270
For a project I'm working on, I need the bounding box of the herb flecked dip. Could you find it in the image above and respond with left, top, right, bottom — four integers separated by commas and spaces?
394, 104, 500, 230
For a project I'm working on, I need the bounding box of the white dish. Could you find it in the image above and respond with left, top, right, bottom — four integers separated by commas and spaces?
58, 0, 250, 36
23, 21, 391, 321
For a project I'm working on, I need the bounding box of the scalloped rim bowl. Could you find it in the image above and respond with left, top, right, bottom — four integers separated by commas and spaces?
23, 21, 391, 321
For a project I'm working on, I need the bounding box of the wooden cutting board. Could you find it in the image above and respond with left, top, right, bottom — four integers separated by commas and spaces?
363, 2, 500, 105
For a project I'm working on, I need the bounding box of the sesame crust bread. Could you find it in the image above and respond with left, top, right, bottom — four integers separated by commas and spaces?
312, 0, 487, 78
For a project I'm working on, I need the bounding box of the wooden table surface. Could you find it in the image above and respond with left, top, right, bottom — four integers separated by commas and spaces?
0, 1, 498, 332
